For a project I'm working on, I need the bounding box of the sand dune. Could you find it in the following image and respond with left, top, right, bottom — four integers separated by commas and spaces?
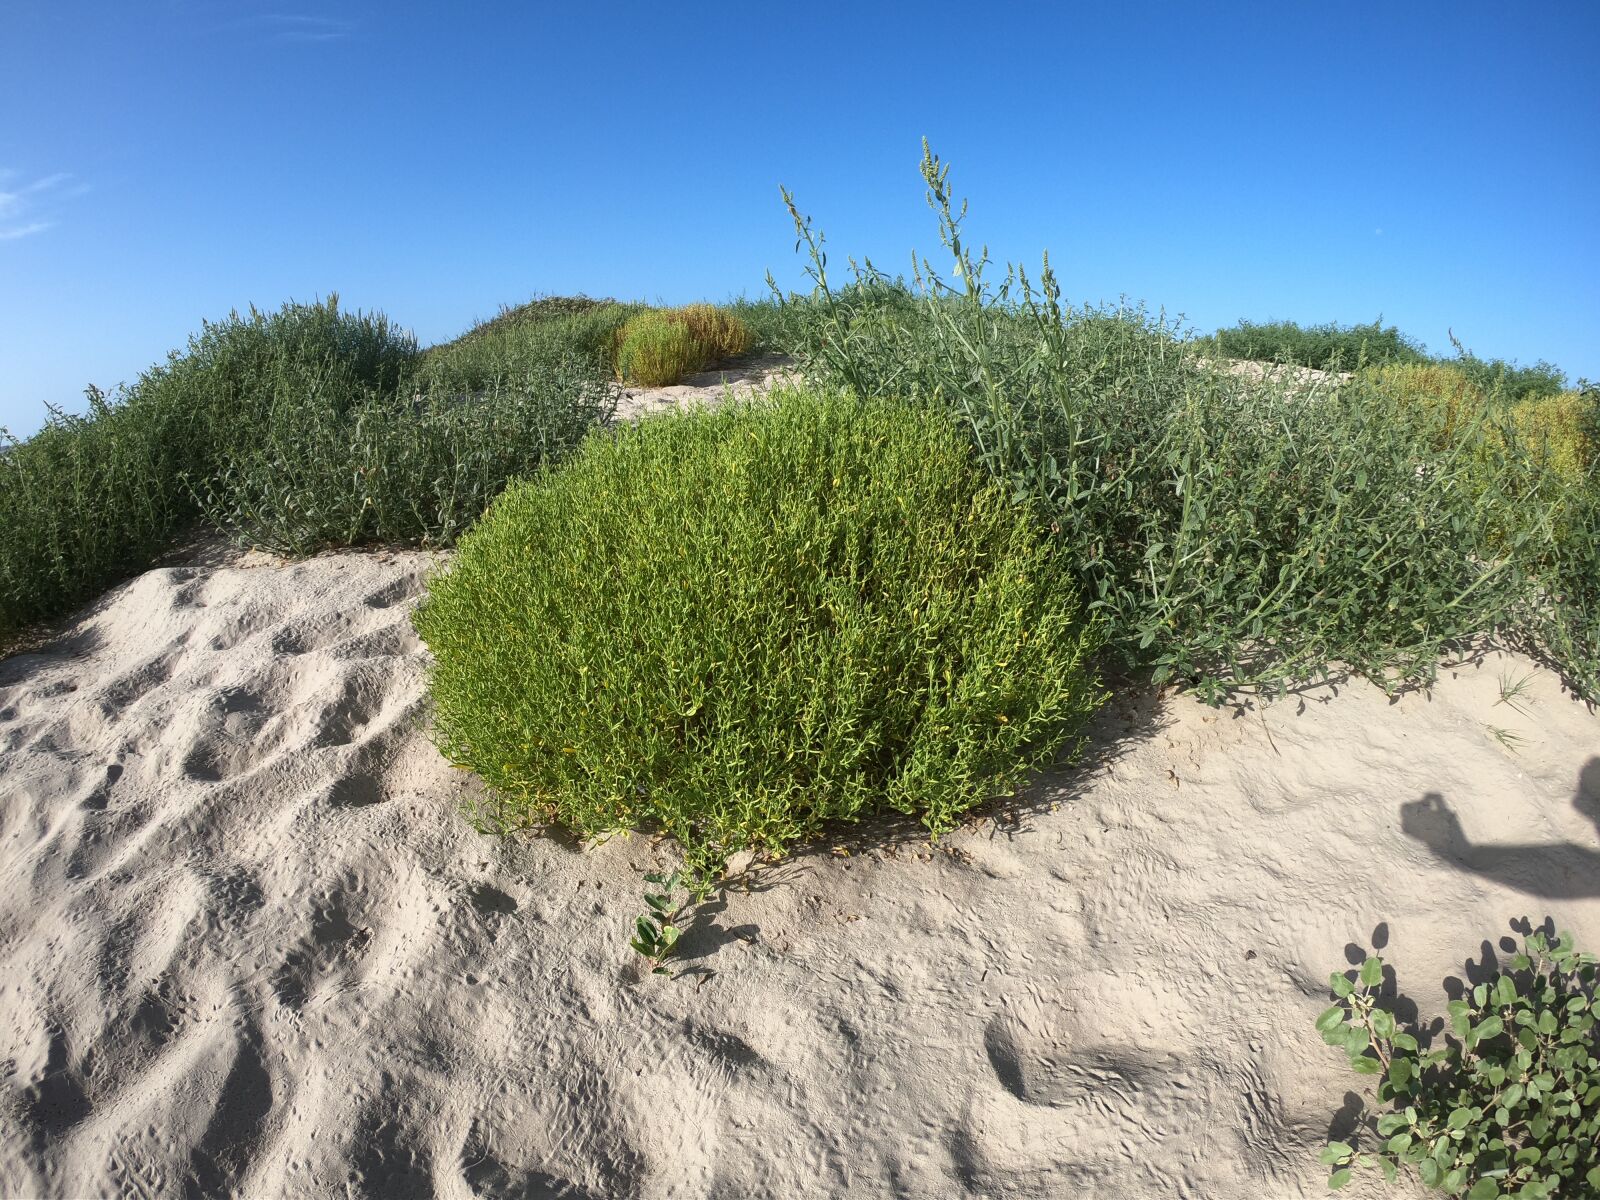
1, 535, 1597, 1197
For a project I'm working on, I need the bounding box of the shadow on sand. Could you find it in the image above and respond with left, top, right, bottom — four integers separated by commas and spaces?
1400, 757, 1600, 900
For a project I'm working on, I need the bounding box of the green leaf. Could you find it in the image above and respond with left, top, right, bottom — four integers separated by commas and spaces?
1466, 1179, 1499, 1200
1360, 957, 1383, 988
1476, 1014, 1504, 1041
1330, 973, 1354, 998
1328, 1168, 1352, 1190
1316, 1006, 1346, 1033
1321, 1142, 1353, 1165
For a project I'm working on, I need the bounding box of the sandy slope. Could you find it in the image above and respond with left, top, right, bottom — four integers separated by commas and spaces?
1, 560, 1597, 1195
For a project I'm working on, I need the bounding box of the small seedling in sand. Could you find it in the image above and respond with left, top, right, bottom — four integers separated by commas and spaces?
1494, 670, 1536, 717
630, 871, 686, 975
1484, 724, 1526, 754
1317, 932, 1599, 1197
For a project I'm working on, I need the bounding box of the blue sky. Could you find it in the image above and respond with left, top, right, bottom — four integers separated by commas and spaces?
2, 1, 1596, 435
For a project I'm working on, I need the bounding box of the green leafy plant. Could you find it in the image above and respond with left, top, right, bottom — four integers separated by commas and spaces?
1510, 391, 1597, 486
417, 298, 640, 391
721, 294, 793, 354
630, 870, 689, 974
190, 356, 615, 555
1209, 320, 1569, 404
1317, 931, 1600, 1197
1448, 342, 1569, 405
413, 385, 1106, 876
1211, 317, 1428, 372
772, 142, 1595, 701
1, 297, 420, 639
0, 387, 188, 637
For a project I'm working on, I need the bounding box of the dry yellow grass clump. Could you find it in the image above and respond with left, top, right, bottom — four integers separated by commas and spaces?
615, 305, 753, 386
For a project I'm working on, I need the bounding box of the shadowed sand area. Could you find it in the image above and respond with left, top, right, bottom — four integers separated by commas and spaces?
0, 538, 1596, 1198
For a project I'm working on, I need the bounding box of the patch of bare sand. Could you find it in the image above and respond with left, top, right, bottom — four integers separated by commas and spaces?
0, 548, 1595, 1198
614, 354, 797, 423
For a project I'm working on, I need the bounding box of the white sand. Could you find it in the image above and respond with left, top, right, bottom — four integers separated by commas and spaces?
615, 354, 797, 423
1, 394, 1596, 1198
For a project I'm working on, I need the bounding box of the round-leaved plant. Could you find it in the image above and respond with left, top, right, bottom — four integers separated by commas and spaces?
1318, 930, 1599, 1198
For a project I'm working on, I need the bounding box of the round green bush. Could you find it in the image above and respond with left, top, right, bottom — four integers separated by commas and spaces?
413, 387, 1105, 872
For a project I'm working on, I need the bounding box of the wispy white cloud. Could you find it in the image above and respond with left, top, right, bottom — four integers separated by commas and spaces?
222, 12, 356, 41
0, 172, 77, 241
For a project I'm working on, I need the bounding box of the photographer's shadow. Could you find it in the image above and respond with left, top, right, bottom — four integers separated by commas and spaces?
1401, 757, 1600, 899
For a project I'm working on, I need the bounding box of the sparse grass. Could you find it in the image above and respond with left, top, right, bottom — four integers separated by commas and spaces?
412, 386, 1106, 875
1494, 669, 1536, 715
1484, 724, 1526, 753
